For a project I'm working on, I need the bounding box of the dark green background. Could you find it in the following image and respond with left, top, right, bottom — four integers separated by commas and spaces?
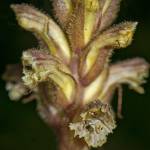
0, 0, 150, 150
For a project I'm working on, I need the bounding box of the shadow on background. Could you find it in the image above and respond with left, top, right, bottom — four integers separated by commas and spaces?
0, 0, 150, 150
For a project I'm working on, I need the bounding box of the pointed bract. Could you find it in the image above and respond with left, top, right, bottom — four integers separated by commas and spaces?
98, 0, 122, 32
53, 0, 73, 27
79, 22, 138, 85
11, 4, 72, 64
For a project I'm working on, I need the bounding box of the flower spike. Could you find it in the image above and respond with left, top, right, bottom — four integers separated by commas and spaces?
3, 1, 149, 150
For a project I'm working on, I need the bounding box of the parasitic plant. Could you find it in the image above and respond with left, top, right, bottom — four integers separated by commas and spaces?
3, 0, 149, 150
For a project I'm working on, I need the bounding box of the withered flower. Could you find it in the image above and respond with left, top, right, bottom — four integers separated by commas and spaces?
3, 1, 149, 150
69, 100, 116, 147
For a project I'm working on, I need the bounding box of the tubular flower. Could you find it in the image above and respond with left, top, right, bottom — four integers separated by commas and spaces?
3, 1, 149, 150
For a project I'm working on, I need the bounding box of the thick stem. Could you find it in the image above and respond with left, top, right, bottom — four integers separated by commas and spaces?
37, 83, 89, 150
57, 126, 89, 150
37, 101, 89, 150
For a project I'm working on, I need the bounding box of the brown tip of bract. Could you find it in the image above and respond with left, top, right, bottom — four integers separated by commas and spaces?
11, 4, 32, 14
106, 21, 138, 49
99, 0, 122, 32
11, 4, 19, 11
52, 0, 73, 26
10, 4, 16, 10
10, 4, 46, 32
11, 4, 26, 18
116, 21, 138, 48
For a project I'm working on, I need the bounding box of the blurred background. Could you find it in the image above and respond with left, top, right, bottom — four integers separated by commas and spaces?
0, 0, 150, 150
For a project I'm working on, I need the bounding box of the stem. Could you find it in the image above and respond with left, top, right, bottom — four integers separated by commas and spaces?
37, 83, 89, 150
57, 126, 89, 150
